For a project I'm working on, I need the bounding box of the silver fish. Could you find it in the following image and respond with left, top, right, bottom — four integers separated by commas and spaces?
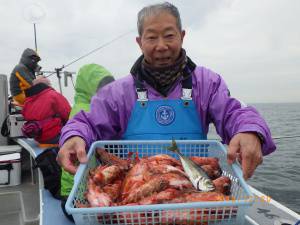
167, 139, 215, 192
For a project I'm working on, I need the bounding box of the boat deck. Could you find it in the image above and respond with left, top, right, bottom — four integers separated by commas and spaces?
245, 187, 300, 225
12, 138, 73, 225
0, 148, 40, 225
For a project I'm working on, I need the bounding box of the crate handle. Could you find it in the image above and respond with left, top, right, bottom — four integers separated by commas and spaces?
232, 162, 243, 177
74, 169, 81, 183
74, 161, 88, 183
231, 162, 254, 199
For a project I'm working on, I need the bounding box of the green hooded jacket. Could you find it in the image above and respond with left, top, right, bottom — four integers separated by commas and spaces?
60, 64, 114, 197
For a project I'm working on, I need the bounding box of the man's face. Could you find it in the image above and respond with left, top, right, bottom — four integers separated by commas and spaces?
136, 12, 185, 68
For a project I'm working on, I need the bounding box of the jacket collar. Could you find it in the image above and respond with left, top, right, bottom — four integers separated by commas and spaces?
25, 83, 50, 97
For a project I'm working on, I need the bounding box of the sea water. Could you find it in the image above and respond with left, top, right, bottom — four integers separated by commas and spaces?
208, 103, 300, 213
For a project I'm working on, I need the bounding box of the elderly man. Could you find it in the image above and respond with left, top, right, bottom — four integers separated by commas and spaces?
57, 2, 276, 180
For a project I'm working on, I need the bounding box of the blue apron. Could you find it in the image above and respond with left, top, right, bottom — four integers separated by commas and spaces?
122, 76, 206, 141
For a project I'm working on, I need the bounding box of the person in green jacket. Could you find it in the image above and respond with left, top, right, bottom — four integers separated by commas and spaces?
60, 63, 114, 221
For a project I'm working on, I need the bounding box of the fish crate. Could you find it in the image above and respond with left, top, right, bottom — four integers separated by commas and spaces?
66, 140, 254, 225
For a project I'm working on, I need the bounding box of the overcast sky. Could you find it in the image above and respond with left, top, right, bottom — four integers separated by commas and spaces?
1, 0, 299, 104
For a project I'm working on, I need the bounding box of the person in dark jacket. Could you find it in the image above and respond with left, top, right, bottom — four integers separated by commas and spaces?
21, 78, 71, 145
10, 48, 48, 104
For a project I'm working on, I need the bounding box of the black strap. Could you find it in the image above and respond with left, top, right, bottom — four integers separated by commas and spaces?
1, 116, 10, 137
181, 56, 196, 89
135, 74, 147, 92
182, 66, 193, 89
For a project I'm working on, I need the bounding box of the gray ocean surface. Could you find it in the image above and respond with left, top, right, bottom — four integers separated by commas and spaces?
208, 103, 300, 213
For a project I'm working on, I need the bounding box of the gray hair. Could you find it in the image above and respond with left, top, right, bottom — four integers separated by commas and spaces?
137, 2, 182, 36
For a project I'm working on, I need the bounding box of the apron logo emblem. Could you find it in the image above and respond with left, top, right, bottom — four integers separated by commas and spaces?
156, 105, 175, 125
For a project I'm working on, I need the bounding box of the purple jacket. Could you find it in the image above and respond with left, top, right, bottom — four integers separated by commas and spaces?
60, 66, 276, 155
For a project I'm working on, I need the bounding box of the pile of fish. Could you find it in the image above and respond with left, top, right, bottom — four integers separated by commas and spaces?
79, 141, 233, 208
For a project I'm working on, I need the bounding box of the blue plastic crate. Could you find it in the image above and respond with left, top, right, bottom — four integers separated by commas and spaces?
66, 140, 254, 225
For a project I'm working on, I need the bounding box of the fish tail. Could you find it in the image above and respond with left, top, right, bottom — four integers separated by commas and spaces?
167, 139, 181, 154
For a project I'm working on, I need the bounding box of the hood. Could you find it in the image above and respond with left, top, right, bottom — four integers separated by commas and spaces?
20, 48, 41, 71
70, 64, 114, 117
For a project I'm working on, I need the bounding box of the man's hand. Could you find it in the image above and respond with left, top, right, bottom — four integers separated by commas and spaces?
227, 132, 263, 180
57, 136, 88, 174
